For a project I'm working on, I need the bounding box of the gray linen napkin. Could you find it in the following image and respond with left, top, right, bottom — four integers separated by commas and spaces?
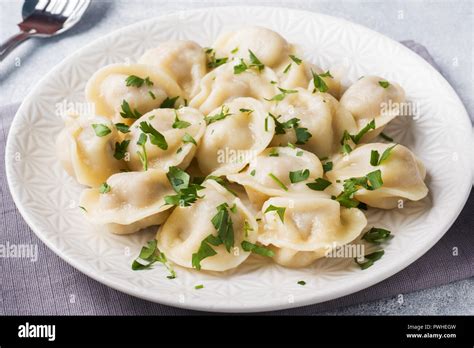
0, 42, 472, 315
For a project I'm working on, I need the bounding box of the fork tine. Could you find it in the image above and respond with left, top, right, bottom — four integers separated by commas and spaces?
69, 0, 91, 19
45, 0, 60, 13
52, 0, 68, 15
62, 0, 80, 17
35, 0, 51, 11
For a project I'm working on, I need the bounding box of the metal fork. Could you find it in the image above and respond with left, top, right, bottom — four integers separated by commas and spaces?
0, 0, 91, 62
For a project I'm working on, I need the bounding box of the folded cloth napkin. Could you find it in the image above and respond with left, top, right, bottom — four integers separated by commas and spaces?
0, 42, 472, 315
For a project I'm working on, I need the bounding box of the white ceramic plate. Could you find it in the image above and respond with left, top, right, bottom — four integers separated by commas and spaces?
5, 6, 472, 312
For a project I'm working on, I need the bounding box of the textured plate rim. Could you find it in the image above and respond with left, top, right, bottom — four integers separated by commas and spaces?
5, 6, 473, 313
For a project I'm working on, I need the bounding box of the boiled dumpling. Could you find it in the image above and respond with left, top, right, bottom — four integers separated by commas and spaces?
227, 146, 325, 208
190, 62, 278, 115
126, 107, 205, 172
326, 143, 428, 209
340, 76, 405, 141
196, 97, 275, 176
85, 63, 184, 125
259, 196, 367, 267
157, 179, 258, 271
79, 169, 175, 234
212, 26, 290, 68
139, 40, 207, 100
56, 113, 127, 187
274, 49, 341, 98
268, 88, 357, 158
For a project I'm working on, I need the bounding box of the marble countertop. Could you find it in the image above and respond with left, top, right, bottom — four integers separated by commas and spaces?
0, 0, 472, 315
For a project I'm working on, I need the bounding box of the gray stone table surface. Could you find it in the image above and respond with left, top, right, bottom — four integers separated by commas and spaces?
0, 0, 473, 315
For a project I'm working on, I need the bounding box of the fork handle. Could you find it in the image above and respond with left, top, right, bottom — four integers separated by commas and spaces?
0, 30, 34, 62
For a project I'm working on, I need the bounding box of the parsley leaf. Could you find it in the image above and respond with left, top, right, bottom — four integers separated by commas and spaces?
99, 182, 111, 194
362, 227, 392, 244
139, 121, 168, 150
295, 127, 312, 144
115, 123, 130, 133
113, 140, 130, 160
306, 178, 332, 191
268, 173, 288, 191
211, 203, 234, 252
233, 59, 248, 74
183, 133, 197, 146
91, 124, 111, 137
172, 111, 191, 129
322, 161, 333, 173
265, 87, 298, 102
125, 75, 154, 88
131, 240, 176, 278
241, 241, 274, 257
311, 69, 329, 93
248, 49, 264, 71
289, 54, 302, 65
289, 169, 310, 183
191, 234, 219, 270
205, 105, 231, 124
380, 132, 394, 142
378, 80, 390, 88
264, 205, 286, 223
164, 167, 204, 207
120, 100, 142, 119
136, 133, 148, 171
355, 250, 384, 270
160, 96, 179, 108
371, 145, 397, 166
205, 48, 228, 68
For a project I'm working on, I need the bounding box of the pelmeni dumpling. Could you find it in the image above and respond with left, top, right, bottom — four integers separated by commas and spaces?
196, 98, 275, 176
227, 146, 325, 208
139, 40, 207, 99
269, 88, 357, 158
85, 63, 184, 125
79, 169, 174, 234
259, 197, 367, 267
126, 107, 205, 172
340, 76, 406, 141
190, 62, 278, 115
326, 143, 428, 209
275, 51, 341, 98
213, 26, 290, 68
56, 113, 127, 187
157, 180, 259, 271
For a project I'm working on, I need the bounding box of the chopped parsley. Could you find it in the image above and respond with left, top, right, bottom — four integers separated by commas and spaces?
268, 148, 279, 157
306, 178, 331, 191
289, 169, 310, 183
164, 167, 204, 207
125, 75, 153, 88
120, 100, 142, 119
205, 48, 228, 68
113, 140, 130, 160
239, 108, 254, 114
160, 96, 179, 109
115, 123, 130, 133
322, 161, 333, 173
182, 133, 197, 146
311, 69, 329, 93
265, 87, 298, 102
131, 240, 176, 279
172, 111, 191, 129
99, 182, 111, 194
241, 241, 274, 257
211, 203, 234, 252
139, 121, 168, 150
334, 170, 383, 208
191, 234, 220, 270
380, 132, 394, 142
370, 145, 397, 166
378, 80, 390, 88
250, 169, 256, 176
205, 105, 231, 124
289, 54, 302, 65
194, 284, 204, 290
264, 205, 286, 223
136, 133, 148, 171
91, 124, 111, 137
148, 91, 156, 99
362, 227, 392, 244
283, 63, 292, 73
297, 280, 306, 286
268, 173, 288, 191
355, 250, 384, 270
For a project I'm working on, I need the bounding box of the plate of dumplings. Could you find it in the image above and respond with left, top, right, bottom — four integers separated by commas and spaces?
6, 7, 472, 312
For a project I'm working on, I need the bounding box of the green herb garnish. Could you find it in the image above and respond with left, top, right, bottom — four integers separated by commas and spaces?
362, 227, 392, 244
355, 250, 384, 270
264, 205, 286, 223
120, 100, 142, 119
241, 241, 274, 257
268, 173, 288, 191
91, 124, 111, 137
160, 96, 179, 109
306, 178, 331, 191
289, 169, 310, 183
125, 75, 153, 88
115, 123, 130, 133
205, 105, 231, 124
99, 182, 111, 194
182, 133, 197, 146
113, 140, 130, 160
378, 80, 390, 88
131, 240, 176, 278
139, 121, 168, 150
